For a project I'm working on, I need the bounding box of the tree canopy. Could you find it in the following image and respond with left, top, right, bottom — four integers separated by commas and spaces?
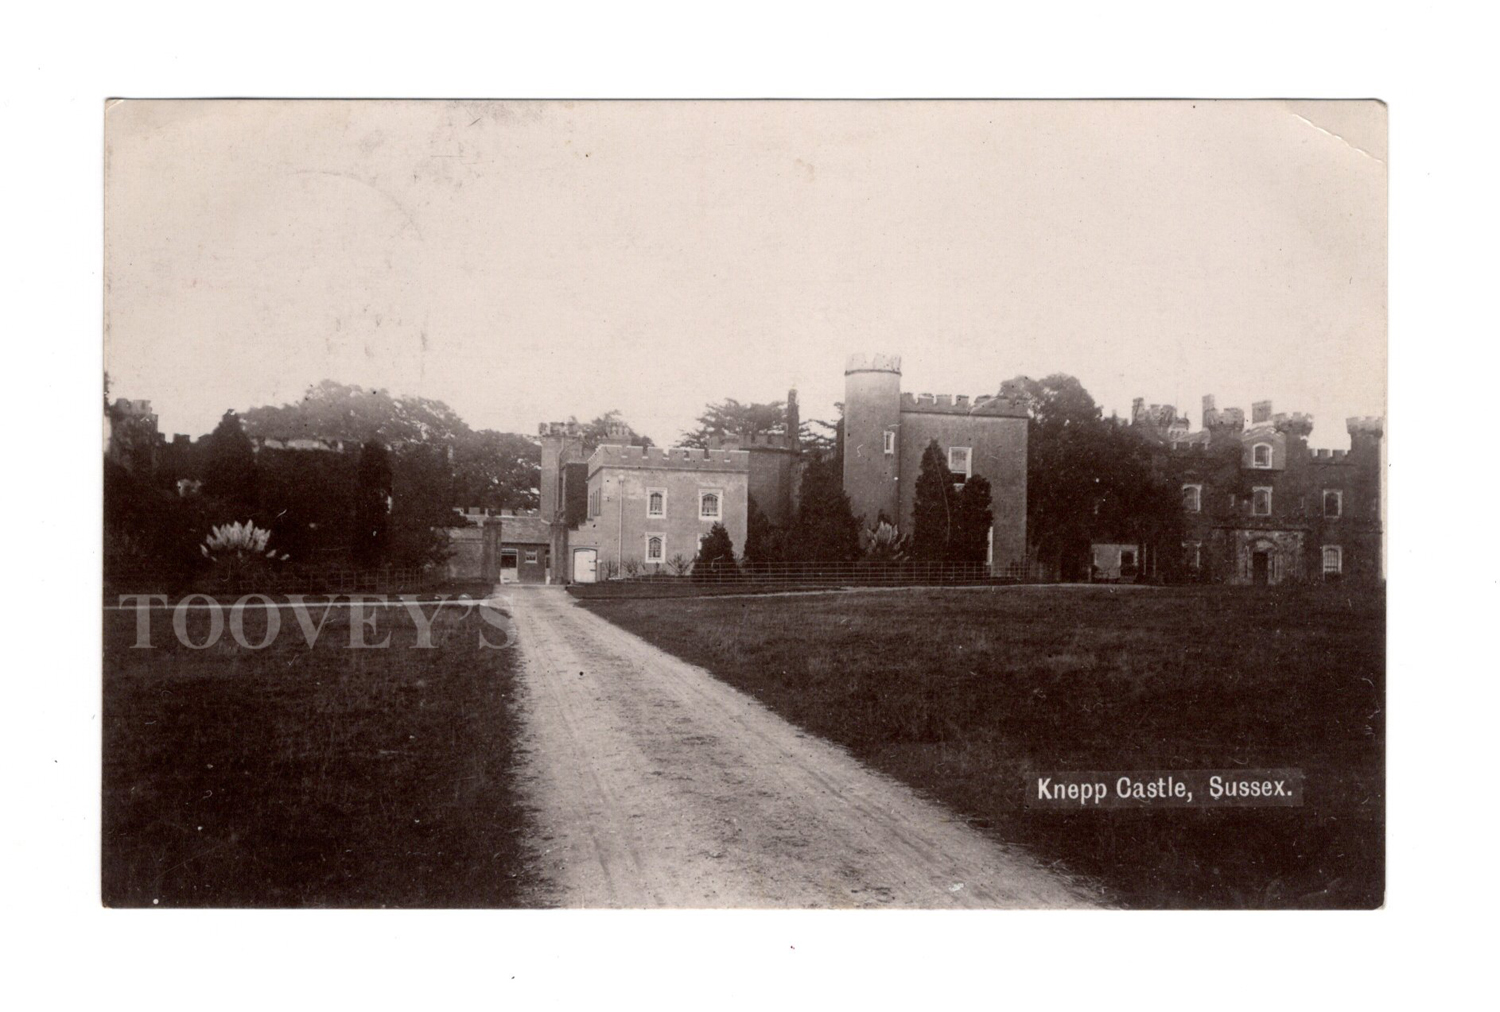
1002, 374, 1184, 578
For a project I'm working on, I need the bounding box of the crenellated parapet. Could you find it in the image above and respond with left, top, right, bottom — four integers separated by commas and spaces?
1273, 412, 1315, 438
1309, 448, 1350, 464
1347, 416, 1385, 438
589, 443, 750, 474
900, 390, 1028, 418
844, 353, 902, 375
538, 420, 581, 437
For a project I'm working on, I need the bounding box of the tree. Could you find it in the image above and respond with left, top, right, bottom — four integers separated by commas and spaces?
910, 440, 957, 562
388, 443, 458, 569
1002, 373, 1184, 579
693, 522, 738, 580
352, 439, 392, 568
451, 430, 540, 511
787, 452, 861, 563
742, 494, 784, 570
950, 474, 993, 563
580, 410, 653, 455
679, 399, 790, 448
201, 410, 258, 512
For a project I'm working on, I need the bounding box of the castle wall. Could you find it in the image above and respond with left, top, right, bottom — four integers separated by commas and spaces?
571, 446, 750, 576
1155, 404, 1383, 584
843, 354, 1030, 574
896, 410, 1029, 571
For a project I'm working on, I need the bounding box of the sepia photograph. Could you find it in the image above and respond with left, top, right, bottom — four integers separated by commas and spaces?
101, 98, 1386, 910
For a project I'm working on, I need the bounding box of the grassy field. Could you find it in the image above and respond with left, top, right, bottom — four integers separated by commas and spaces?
103, 598, 530, 907
581, 584, 1385, 908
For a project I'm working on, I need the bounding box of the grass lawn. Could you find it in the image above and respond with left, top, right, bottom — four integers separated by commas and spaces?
103, 598, 530, 907
581, 584, 1384, 908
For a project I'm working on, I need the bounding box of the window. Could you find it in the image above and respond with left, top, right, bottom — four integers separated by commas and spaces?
1184, 541, 1202, 571
588, 487, 602, 518
1182, 484, 1202, 513
646, 535, 665, 563
883, 429, 896, 456
1252, 443, 1273, 468
524, 550, 538, 564
1322, 545, 1343, 577
698, 489, 722, 520
1252, 486, 1272, 516
1323, 489, 1342, 518
647, 488, 666, 518
948, 446, 971, 480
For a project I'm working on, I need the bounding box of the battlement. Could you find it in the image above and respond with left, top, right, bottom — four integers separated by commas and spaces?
588, 443, 750, 473
1203, 398, 1246, 431
538, 420, 581, 437
844, 353, 902, 375
1309, 448, 1350, 463
1347, 416, 1385, 438
709, 431, 797, 451
900, 391, 1027, 418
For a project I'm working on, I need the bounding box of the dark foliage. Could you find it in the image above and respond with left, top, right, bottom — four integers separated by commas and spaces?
786, 452, 861, 563
201, 410, 258, 511
352, 440, 393, 568
692, 522, 739, 580
1006, 373, 1185, 578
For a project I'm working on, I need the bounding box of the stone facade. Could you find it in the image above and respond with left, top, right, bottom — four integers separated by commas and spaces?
1132, 395, 1384, 585
842, 354, 1031, 574
566, 442, 750, 580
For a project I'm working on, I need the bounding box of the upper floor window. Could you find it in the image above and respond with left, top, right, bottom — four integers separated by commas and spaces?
1182, 484, 1202, 513
1252, 443, 1273, 469
699, 490, 721, 520
1323, 489, 1342, 518
948, 446, 971, 480
646, 535, 664, 563
647, 489, 666, 518
883, 429, 896, 456
1252, 486, 1272, 517
1322, 545, 1343, 576
588, 488, 602, 518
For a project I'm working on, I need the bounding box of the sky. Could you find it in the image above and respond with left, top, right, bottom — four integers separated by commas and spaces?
104, 100, 1386, 448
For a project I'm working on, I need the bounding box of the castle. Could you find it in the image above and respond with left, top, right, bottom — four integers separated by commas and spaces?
536, 413, 802, 583
842, 354, 1031, 573
1127, 395, 1384, 584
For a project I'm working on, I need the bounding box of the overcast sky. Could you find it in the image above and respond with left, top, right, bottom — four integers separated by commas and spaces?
105, 100, 1385, 448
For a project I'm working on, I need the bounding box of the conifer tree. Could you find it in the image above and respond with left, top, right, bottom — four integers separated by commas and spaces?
202, 409, 258, 512
910, 440, 957, 561
693, 522, 738, 580
352, 438, 393, 568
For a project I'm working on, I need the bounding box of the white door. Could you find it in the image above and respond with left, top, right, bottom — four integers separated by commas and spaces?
572, 548, 598, 584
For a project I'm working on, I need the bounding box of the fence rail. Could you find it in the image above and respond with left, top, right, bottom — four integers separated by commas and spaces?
105, 565, 449, 597
598, 559, 1047, 586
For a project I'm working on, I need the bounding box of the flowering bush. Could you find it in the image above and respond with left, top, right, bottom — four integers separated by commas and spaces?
201, 521, 290, 563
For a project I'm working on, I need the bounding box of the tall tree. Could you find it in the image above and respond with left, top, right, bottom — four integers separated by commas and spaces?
451, 430, 540, 511
787, 453, 861, 563
202, 409, 258, 512
352, 439, 393, 568
1003, 373, 1184, 578
909, 440, 957, 562
950, 474, 994, 563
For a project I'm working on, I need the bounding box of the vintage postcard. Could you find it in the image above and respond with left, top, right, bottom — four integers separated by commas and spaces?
102, 99, 1385, 909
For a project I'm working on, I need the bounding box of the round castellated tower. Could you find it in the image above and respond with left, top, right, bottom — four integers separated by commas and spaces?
843, 353, 903, 527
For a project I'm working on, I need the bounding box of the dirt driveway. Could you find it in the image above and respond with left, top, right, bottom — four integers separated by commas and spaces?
504, 587, 1096, 908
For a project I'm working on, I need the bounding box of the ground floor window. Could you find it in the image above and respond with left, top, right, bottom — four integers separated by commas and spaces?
1322, 544, 1343, 577
524, 550, 539, 564
646, 534, 665, 563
